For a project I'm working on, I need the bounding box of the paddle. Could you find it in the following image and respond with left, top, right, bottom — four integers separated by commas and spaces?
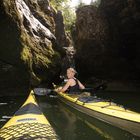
34, 82, 107, 96
81, 83, 107, 93
33, 88, 56, 96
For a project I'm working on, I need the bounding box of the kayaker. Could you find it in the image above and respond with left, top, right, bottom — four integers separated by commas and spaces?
57, 67, 85, 93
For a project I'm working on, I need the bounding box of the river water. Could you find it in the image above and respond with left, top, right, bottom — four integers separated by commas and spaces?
0, 91, 140, 140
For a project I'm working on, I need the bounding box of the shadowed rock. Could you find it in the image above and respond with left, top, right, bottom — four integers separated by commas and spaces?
0, 0, 68, 94
73, 0, 140, 83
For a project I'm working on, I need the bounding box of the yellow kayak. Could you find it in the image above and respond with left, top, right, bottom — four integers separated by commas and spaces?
0, 90, 58, 140
56, 91, 140, 137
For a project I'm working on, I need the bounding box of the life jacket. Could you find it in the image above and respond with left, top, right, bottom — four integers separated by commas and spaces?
67, 78, 80, 93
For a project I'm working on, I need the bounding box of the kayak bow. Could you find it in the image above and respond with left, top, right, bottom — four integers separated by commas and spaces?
56, 91, 140, 137
0, 90, 58, 140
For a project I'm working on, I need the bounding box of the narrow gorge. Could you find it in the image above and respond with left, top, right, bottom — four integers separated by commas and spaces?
0, 0, 140, 95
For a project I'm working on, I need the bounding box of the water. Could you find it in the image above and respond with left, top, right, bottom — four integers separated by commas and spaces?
0, 95, 26, 127
0, 92, 140, 140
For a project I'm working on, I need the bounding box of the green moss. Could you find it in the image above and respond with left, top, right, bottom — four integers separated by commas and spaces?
20, 46, 31, 64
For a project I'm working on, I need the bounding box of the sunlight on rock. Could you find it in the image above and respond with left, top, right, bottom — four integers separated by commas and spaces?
16, 0, 55, 40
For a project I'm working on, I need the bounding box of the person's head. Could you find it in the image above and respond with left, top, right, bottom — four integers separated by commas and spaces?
66, 68, 77, 79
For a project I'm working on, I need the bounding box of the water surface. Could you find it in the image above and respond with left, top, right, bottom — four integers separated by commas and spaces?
0, 91, 140, 140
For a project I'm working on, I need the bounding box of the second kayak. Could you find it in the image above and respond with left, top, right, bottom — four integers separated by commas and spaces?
56, 91, 140, 137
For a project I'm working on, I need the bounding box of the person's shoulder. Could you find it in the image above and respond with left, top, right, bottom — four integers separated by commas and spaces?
67, 78, 75, 83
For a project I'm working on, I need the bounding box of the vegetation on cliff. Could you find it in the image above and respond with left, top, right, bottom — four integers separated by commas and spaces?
50, 0, 76, 32
0, 0, 63, 93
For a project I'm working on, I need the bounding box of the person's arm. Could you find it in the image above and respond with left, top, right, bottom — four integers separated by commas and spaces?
58, 80, 71, 93
77, 80, 85, 89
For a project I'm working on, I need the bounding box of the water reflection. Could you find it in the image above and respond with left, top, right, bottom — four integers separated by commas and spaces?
37, 96, 140, 140
84, 120, 114, 140
58, 101, 112, 140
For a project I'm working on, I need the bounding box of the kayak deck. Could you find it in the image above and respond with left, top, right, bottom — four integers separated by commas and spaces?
0, 122, 57, 139
58, 92, 140, 122
0, 90, 58, 140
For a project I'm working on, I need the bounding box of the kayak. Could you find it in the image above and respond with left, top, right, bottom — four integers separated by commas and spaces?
0, 90, 58, 140
56, 91, 140, 137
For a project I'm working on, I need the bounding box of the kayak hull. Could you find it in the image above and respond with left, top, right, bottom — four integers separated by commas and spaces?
58, 93, 140, 137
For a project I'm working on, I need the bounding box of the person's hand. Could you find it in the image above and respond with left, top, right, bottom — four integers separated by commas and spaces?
55, 87, 62, 92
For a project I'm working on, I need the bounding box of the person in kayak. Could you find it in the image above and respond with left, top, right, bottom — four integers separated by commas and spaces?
57, 68, 85, 93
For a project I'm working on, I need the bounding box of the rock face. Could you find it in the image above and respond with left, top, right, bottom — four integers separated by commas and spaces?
0, 0, 67, 93
73, 0, 140, 81
54, 10, 69, 48
73, 5, 110, 79
99, 0, 140, 79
